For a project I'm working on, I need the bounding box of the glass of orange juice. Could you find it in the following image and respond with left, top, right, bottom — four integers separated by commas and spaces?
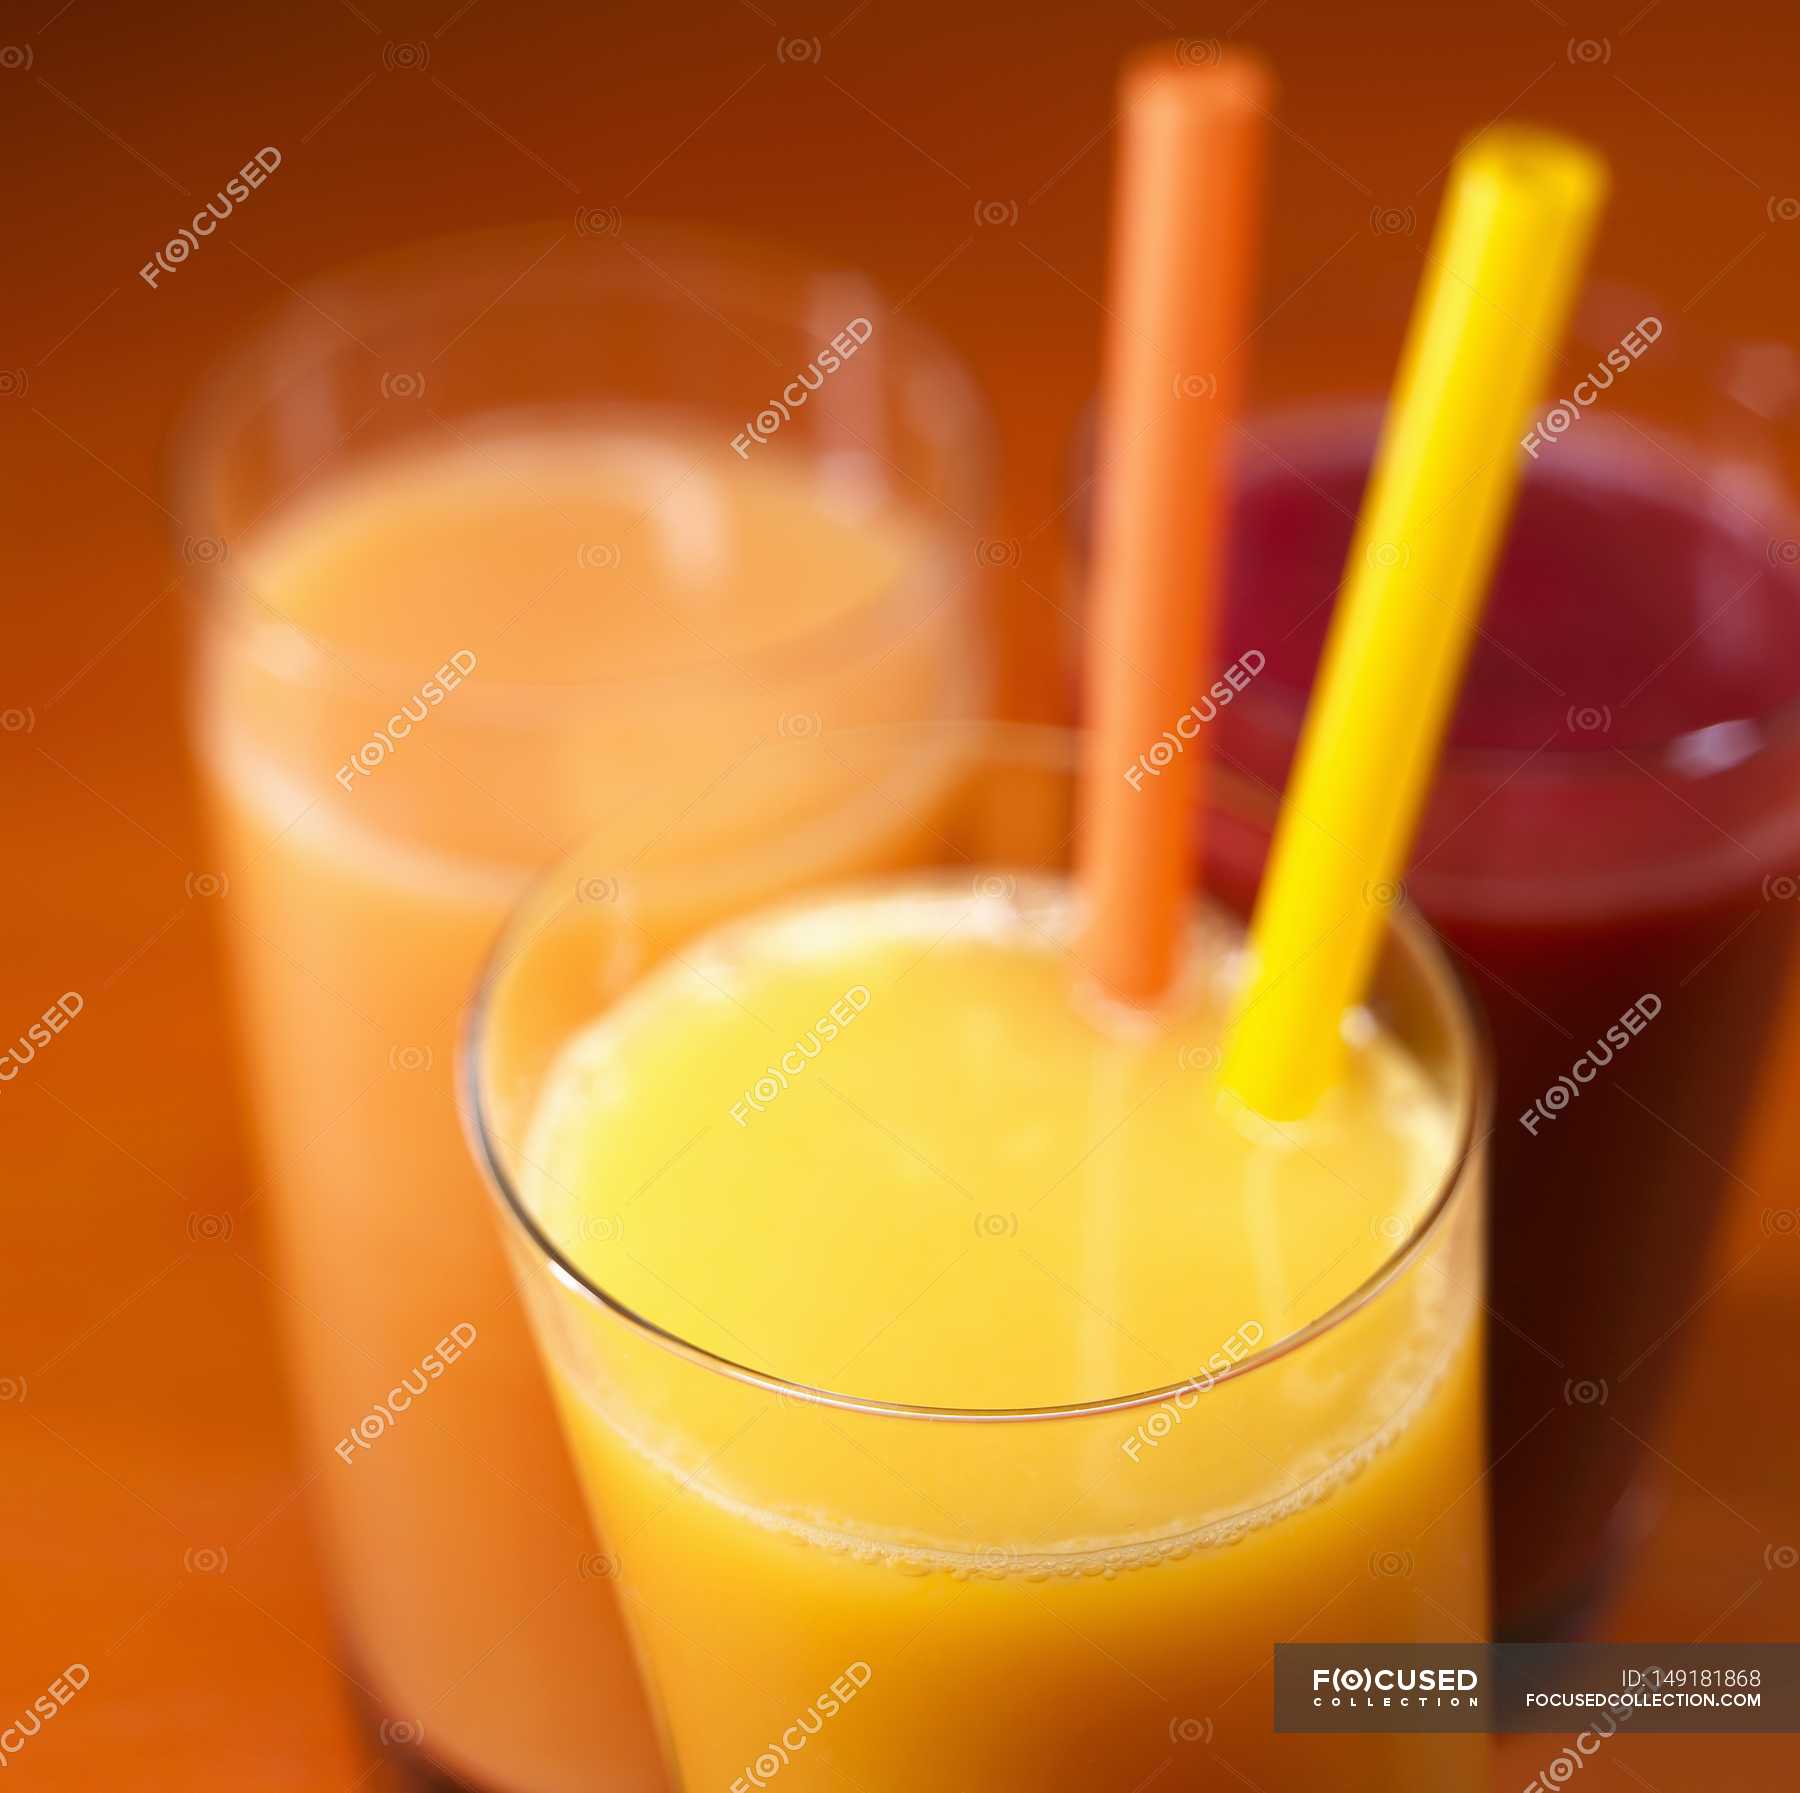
178, 227, 991, 1792
468, 723, 1491, 1793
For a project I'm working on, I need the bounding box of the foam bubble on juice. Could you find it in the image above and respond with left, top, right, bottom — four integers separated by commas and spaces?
554, 1317, 1470, 1581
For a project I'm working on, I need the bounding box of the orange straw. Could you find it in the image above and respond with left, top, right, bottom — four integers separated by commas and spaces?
1078, 45, 1272, 1006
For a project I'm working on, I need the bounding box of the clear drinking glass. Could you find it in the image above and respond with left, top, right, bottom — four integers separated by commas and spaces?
467, 722, 1492, 1793
178, 223, 991, 1792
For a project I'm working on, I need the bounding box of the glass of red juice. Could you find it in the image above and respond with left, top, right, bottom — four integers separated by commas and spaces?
1154, 362, 1800, 1637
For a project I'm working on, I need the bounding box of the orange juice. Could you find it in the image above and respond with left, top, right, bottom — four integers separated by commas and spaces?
194, 424, 981, 1791
517, 875, 1488, 1792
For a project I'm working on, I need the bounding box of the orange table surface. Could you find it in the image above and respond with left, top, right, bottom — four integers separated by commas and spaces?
4, 3, 1798, 1788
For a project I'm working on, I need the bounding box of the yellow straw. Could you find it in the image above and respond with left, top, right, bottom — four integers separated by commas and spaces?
1223, 125, 1608, 1120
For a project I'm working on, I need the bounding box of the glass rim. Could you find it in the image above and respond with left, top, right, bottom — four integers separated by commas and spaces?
169, 217, 995, 712
1225, 395, 1800, 785
459, 720, 1493, 1427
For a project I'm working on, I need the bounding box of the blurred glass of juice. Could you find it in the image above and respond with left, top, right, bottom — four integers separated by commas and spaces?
1209, 378, 1800, 1633
180, 227, 990, 1792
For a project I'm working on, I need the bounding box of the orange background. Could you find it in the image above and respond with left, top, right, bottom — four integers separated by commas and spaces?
3, 1, 1798, 1787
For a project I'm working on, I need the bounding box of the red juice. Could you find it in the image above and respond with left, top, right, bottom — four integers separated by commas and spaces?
1212, 404, 1800, 1635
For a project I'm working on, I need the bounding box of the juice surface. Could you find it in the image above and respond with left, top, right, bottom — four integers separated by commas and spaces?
244, 420, 927, 683
198, 423, 972, 1793
523, 877, 1487, 1792
530, 877, 1453, 1408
